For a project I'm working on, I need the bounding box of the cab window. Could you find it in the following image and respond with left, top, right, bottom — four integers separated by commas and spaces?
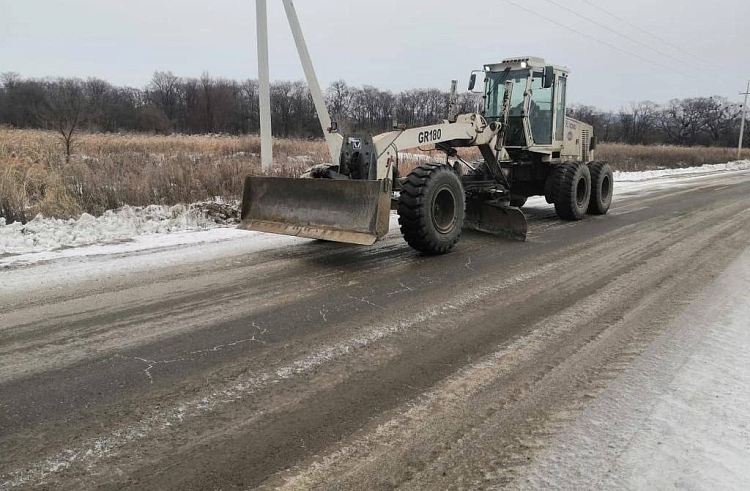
505, 71, 529, 146
529, 73, 554, 145
555, 77, 567, 141
484, 69, 527, 120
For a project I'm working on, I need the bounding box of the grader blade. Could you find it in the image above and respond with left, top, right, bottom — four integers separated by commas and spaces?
464, 200, 528, 241
239, 176, 391, 245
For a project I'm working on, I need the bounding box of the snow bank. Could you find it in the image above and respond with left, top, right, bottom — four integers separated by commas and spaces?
614, 159, 750, 182
0, 205, 221, 256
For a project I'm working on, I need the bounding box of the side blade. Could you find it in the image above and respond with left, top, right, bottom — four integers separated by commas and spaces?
239, 177, 391, 245
464, 200, 528, 241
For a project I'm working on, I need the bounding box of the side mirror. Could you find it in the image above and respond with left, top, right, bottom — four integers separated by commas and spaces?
542, 65, 554, 89
468, 73, 477, 91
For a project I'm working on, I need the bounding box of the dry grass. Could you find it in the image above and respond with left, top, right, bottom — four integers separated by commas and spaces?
399, 143, 750, 174
598, 143, 750, 172
1, 128, 747, 222
0, 128, 328, 223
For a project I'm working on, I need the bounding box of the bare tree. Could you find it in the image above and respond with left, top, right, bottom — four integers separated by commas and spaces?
457, 92, 483, 114
138, 104, 170, 134
270, 81, 294, 136
83, 78, 111, 131
147, 71, 180, 122
326, 80, 352, 122
619, 102, 658, 144
39, 78, 89, 162
200, 72, 214, 133
0, 72, 23, 126
702, 97, 742, 146
1, 72, 21, 91
657, 99, 701, 145
239, 79, 259, 134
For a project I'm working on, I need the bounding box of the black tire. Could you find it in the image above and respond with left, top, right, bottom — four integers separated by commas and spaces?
552, 161, 591, 221
587, 161, 613, 215
510, 196, 527, 208
398, 163, 464, 254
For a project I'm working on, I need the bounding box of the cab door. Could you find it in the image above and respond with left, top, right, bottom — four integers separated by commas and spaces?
528, 72, 555, 146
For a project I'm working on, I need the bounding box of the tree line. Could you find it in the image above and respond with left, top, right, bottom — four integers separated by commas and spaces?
0, 71, 746, 150
568, 99, 744, 148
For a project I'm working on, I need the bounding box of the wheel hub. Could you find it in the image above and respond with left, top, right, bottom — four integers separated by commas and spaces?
432, 186, 457, 234
601, 175, 611, 201
576, 176, 587, 207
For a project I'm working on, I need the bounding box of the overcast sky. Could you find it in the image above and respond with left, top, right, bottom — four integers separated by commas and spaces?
2, 0, 748, 110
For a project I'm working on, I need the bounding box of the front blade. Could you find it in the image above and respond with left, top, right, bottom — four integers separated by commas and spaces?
464, 200, 528, 241
239, 176, 391, 245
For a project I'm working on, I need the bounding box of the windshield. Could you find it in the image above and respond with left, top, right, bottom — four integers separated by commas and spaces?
485, 69, 529, 120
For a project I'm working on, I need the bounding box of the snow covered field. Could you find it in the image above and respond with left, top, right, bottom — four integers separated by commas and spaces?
1, 160, 748, 268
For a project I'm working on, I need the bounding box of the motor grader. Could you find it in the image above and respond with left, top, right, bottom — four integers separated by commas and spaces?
241, 1, 613, 254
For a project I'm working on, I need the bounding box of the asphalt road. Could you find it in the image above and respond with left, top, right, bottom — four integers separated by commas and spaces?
1, 171, 749, 490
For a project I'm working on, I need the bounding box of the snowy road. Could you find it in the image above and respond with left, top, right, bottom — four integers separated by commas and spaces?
514, 248, 750, 491
1, 168, 750, 490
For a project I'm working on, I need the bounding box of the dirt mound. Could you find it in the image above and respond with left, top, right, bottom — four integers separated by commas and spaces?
194, 201, 240, 225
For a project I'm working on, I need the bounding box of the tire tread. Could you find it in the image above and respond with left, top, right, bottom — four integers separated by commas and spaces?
397, 163, 464, 254
551, 161, 591, 221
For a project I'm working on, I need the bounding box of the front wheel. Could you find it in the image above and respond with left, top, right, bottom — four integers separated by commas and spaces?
398, 163, 464, 254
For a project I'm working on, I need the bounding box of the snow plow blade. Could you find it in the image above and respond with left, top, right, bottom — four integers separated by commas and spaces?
239, 176, 392, 245
464, 200, 528, 241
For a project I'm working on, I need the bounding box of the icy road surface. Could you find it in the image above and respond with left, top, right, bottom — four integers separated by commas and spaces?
1, 165, 749, 490
513, 248, 750, 491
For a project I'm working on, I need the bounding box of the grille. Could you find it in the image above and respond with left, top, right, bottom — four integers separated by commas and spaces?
581, 129, 590, 162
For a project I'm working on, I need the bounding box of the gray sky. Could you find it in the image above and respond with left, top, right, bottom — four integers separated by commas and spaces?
2, 0, 748, 110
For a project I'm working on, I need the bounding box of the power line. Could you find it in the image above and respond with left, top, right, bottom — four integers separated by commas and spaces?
578, 0, 720, 69
498, 0, 692, 77
539, 0, 700, 72
498, 0, 737, 94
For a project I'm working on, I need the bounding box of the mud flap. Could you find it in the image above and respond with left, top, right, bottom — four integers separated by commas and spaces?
464, 199, 528, 241
239, 176, 392, 245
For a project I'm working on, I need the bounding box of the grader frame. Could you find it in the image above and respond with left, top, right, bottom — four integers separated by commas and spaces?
240, 1, 612, 254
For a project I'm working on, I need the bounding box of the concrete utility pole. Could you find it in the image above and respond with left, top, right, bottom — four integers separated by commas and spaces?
282, 0, 341, 164
739, 80, 750, 160
256, 0, 273, 171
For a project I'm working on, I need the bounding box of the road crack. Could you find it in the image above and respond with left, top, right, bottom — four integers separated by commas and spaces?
346, 294, 385, 309
122, 322, 267, 383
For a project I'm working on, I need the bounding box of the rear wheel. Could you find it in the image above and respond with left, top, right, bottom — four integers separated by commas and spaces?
398, 163, 464, 254
551, 161, 591, 220
587, 161, 613, 215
